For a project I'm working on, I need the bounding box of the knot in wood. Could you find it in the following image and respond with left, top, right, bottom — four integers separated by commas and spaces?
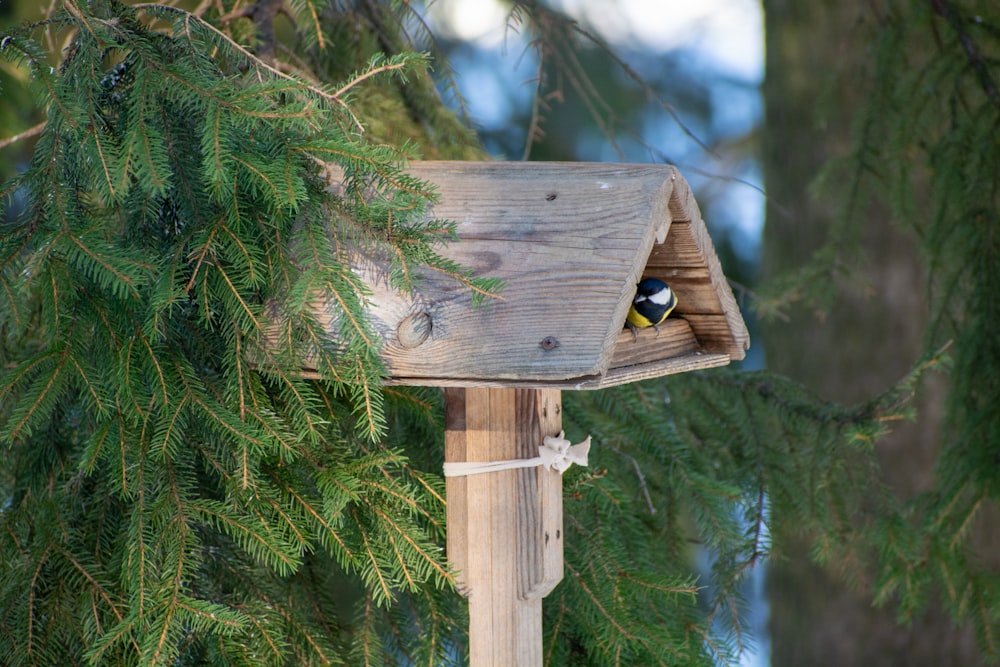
397, 311, 432, 348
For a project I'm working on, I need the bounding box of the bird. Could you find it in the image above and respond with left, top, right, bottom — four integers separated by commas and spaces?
626, 277, 677, 341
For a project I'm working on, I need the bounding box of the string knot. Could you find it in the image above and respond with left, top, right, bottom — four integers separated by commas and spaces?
442, 430, 592, 477
539, 431, 591, 473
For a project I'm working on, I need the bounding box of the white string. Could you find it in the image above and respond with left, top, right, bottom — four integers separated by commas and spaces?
442, 431, 591, 477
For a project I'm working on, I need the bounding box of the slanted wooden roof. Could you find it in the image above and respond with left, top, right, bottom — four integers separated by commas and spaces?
303, 161, 749, 389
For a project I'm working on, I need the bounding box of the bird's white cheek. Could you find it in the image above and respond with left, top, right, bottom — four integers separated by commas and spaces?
648, 289, 672, 305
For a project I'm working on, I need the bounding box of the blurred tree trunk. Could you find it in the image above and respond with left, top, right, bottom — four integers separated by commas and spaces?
761, 2, 982, 665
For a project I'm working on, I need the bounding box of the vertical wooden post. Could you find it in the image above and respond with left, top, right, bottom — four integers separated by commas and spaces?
444, 387, 565, 666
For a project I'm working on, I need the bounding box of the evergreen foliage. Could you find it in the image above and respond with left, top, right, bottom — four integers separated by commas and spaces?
2, 0, 998, 665
759, 0, 1000, 657
0, 2, 486, 663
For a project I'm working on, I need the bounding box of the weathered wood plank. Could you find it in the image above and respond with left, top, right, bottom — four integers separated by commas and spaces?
312, 262, 626, 380
487, 388, 520, 663
444, 388, 562, 665
677, 314, 747, 355
314, 162, 677, 381
516, 389, 564, 599
646, 221, 705, 268
667, 170, 699, 224
609, 317, 699, 368
444, 388, 470, 586
372, 352, 732, 389
598, 352, 734, 387
663, 182, 750, 359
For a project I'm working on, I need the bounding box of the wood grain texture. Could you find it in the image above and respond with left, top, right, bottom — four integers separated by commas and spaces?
444, 388, 564, 665
655, 178, 751, 358
296, 349, 732, 389
516, 389, 564, 599
297, 161, 749, 387
642, 224, 750, 357
597, 352, 733, 387
608, 317, 699, 367
317, 162, 672, 382
444, 388, 470, 586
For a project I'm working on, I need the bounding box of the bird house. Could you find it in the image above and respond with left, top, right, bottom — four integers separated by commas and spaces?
303, 161, 749, 665
299, 161, 749, 387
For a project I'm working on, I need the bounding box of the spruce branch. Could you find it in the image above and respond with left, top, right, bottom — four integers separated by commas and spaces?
565, 563, 646, 649
933, 0, 1000, 112
135, 3, 368, 130
606, 443, 657, 515
331, 54, 417, 100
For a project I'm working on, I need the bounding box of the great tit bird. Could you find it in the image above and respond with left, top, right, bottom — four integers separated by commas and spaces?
626, 277, 677, 341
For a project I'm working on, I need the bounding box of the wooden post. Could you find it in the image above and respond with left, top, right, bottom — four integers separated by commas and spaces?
444, 387, 565, 666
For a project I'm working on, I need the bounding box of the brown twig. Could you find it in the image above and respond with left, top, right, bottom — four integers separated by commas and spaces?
0, 121, 46, 151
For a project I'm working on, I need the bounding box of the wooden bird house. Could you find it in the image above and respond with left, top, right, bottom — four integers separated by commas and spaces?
300, 161, 749, 387
307, 161, 749, 665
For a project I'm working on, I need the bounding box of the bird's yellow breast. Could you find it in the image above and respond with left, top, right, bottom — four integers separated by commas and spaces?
626, 307, 657, 329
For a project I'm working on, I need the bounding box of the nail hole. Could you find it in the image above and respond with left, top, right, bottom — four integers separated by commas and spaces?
545, 192, 557, 201
540, 336, 560, 350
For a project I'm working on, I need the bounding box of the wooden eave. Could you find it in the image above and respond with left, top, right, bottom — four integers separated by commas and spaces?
303, 161, 749, 389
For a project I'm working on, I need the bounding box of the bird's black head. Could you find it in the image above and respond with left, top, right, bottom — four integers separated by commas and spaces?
636, 277, 669, 298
